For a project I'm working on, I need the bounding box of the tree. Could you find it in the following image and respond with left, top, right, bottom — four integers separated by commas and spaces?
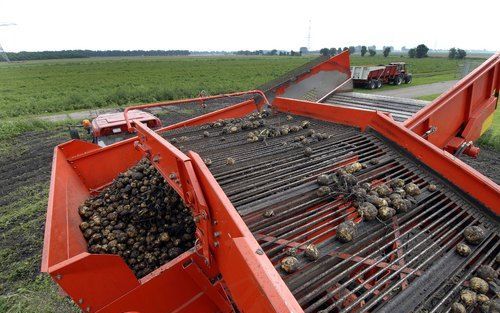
361, 46, 367, 57
368, 49, 376, 56
348, 46, 356, 54
383, 47, 391, 57
343, 47, 349, 52
448, 48, 457, 59
268, 49, 277, 56
320, 48, 330, 56
456, 49, 467, 59
329, 48, 337, 56
408, 48, 416, 58
415, 44, 429, 58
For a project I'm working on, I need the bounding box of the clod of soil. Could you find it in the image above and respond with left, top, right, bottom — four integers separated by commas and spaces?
226, 157, 236, 165
470, 277, 489, 294
460, 289, 477, 306
286, 115, 293, 121
317, 174, 331, 186
284, 247, 298, 256
369, 158, 380, 165
304, 243, 320, 261
263, 209, 275, 218
336, 220, 357, 243
404, 183, 421, 196
78, 158, 195, 278
378, 206, 396, 221
316, 186, 331, 197
358, 202, 378, 221
345, 162, 362, 174
450, 302, 466, 313
463, 225, 486, 245
476, 265, 497, 282
304, 147, 313, 157
428, 184, 437, 192
281, 256, 299, 274
301, 120, 310, 129
455, 242, 472, 257
204, 158, 212, 167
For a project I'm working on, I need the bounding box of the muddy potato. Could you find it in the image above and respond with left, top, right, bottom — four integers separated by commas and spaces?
304, 244, 320, 261
204, 158, 212, 167
281, 256, 299, 274
404, 183, 421, 196
226, 157, 236, 165
455, 242, 471, 257
358, 202, 378, 221
428, 184, 437, 192
286, 115, 293, 121
463, 225, 486, 245
345, 162, 363, 174
203, 131, 210, 137
378, 206, 396, 221
304, 147, 313, 157
316, 186, 331, 197
360, 182, 371, 191
366, 195, 388, 208
477, 265, 497, 282
390, 178, 405, 188
336, 221, 357, 243
450, 302, 466, 313
375, 184, 392, 197
284, 247, 297, 256
392, 198, 409, 213
317, 174, 331, 186
470, 277, 489, 294
460, 289, 477, 306
369, 158, 379, 165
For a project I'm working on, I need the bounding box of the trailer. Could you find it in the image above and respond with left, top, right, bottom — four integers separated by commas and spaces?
351, 63, 412, 89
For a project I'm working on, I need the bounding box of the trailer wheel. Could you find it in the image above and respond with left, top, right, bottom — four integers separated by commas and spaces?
404, 75, 412, 84
376, 80, 382, 88
395, 76, 402, 85
368, 80, 376, 89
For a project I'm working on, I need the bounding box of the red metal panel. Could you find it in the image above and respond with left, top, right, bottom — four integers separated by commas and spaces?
404, 53, 500, 152
273, 97, 500, 213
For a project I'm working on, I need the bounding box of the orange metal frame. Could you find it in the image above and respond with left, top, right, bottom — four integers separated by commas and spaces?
404, 53, 500, 156
43, 89, 499, 313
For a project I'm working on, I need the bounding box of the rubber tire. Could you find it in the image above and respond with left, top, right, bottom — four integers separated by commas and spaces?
395, 76, 402, 85
368, 80, 376, 89
376, 80, 382, 88
69, 129, 80, 140
404, 75, 412, 84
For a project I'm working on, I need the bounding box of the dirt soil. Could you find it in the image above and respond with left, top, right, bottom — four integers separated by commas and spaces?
461, 145, 500, 184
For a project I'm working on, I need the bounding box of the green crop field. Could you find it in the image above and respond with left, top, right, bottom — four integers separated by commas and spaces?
0, 56, 314, 119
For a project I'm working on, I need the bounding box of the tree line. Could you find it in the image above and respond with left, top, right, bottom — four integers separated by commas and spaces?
319, 44, 467, 59
3, 50, 190, 61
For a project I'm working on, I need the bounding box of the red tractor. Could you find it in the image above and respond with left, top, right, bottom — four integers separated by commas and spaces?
69, 110, 161, 146
351, 62, 412, 89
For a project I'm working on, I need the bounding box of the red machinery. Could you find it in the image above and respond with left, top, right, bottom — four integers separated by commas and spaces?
351, 62, 412, 89
42, 77, 499, 312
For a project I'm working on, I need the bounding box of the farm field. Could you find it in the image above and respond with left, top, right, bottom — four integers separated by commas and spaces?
0, 54, 498, 313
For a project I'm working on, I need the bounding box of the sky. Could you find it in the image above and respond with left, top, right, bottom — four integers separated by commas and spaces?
0, 0, 498, 52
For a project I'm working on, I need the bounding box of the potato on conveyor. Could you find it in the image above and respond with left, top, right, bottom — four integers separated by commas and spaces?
304, 244, 320, 261
281, 256, 299, 274
476, 265, 497, 282
317, 174, 331, 186
404, 182, 421, 196
316, 186, 331, 197
358, 202, 378, 221
450, 302, 466, 313
336, 220, 357, 243
470, 277, 489, 294
455, 242, 471, 257
463, 225, 486, 245
460, 289, 477, 306
378, 206, 396, 221
345, 162, 362, 174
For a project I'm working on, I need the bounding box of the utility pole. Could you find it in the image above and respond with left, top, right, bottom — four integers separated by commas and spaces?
0, 22, 16, 62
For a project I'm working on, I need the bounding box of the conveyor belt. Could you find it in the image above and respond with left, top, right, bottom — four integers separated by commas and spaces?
321, 92, 429, 122
161, 111, 499, 313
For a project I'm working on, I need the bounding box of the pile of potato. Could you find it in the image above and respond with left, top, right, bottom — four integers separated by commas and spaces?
78, 158, 196, 278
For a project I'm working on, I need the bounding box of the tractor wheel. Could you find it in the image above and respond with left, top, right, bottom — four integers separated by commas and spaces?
376, 80, 382, 88
368, 80, 376, 89
69, 129, 80, 140
404, 75, 412, 84
395, 76, 402, 85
